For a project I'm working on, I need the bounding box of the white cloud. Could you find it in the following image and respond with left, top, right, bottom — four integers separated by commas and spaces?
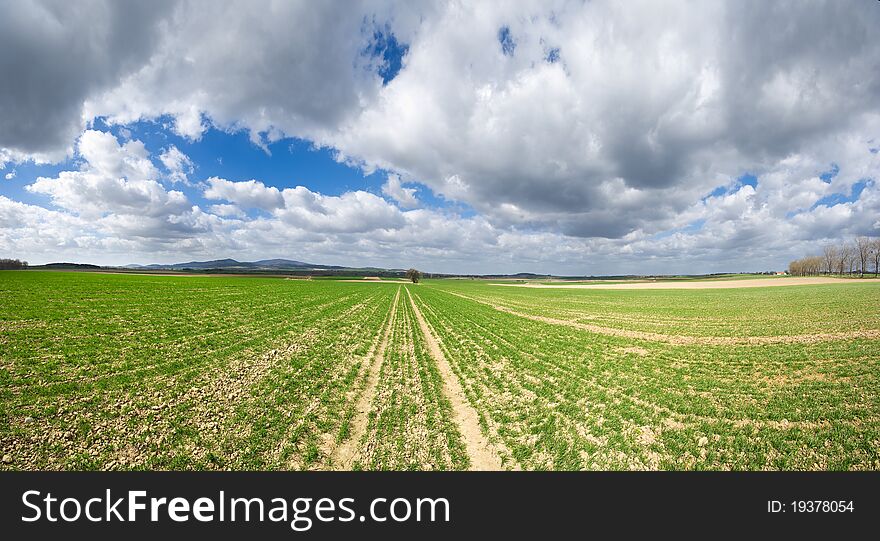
204, 178, 406, 234
18, 130, 219, 249
325, 1, 880, 238
277, 186, 406, 234
381, 173, 419, 208
26, 130, 184, 219
204, 177, 284, 210
4, 170, 14, 180
77, 129, 159, 181
208, 203, 245, 218
159, 145, 194, 184
0, 195, 89, 255
172, 105, 207, 140
5, 163, 880, 273
29, 171, 188, 219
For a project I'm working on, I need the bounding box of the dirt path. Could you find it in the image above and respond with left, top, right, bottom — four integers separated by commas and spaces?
493, 277, 880, 290
446, 291, 880, 345
406, 287, 505, 470
331, 287, 401, 468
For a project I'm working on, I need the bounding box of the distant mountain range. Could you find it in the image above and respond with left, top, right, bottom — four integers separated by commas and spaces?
123, 258, 395, 272
29, 260, 778, 280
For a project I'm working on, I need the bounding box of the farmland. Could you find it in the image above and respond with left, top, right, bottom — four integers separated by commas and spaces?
1, 271, 879, 470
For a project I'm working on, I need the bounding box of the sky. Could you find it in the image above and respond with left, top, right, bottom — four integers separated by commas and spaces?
1, 0, 879, 275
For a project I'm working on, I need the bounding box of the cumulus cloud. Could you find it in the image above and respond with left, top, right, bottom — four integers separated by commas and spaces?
204, 178, 406, 234
77, 130, 158, 180
29, 171, 188, 219
277, 186, 406, 234
4, 170, 14, 180
381, 174, 419, 208
159, 145, 194, 184
26, 130, 185, 219
208, 203, 245, 218
21, 130, 212, 247
204, 177, 284, 210
327, 1, 880, 238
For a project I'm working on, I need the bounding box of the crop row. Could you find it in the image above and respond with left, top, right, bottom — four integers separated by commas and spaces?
350, 287, 468, 470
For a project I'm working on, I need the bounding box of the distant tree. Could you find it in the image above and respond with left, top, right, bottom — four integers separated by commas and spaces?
808, 256, 820, 276
790, 237, 880, 278
837, 243, 854, 275
871, 238, 880, 277
405, 268, 422, 283
822, 245, 839, 275
855, 236, 871, 276
0, 258, 27, 270
847, 243, 858, 274
788, 255, 822, 276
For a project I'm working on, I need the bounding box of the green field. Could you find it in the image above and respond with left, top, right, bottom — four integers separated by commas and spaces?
1, 271, 878, 470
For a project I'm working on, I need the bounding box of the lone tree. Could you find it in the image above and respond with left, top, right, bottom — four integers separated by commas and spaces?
405, 268, 422, 283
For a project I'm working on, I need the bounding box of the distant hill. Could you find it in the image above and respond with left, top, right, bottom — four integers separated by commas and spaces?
36, 262, 102, 270
25, 260, 781, 281
126, 258, 354, 271
253, 258, 311, 268
482, 272, 550, 279
142, 258, 247, 270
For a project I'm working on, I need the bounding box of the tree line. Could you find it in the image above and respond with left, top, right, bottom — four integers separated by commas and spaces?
0, 258, 28, 270
789, 237, 880, 276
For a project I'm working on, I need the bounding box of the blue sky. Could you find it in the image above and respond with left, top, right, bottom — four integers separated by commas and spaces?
1, 1, 879, 274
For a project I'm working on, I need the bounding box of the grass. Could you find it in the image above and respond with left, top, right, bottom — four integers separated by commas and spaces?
525, 273, 787, 285
412, 285, 879, 469
0, 271, 394, 469
442, 280, 880, 337
1, 271, 878, 470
